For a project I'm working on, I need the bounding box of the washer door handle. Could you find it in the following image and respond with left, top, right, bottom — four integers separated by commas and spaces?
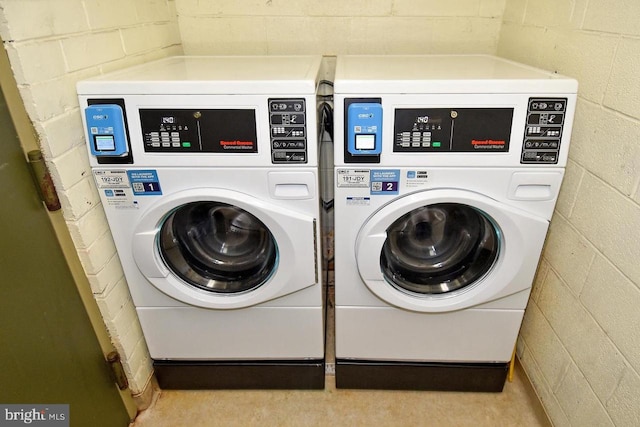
356, 232, 386, 281
132, 230, 169, 278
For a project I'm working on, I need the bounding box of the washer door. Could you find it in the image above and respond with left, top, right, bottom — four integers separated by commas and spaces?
159, 201, 277, 294
355, 189, 549, 313
132, 188, 317, 309
381, 203, 500, 296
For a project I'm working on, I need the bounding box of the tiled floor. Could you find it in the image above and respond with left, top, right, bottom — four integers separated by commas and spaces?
132, 362, 549, 426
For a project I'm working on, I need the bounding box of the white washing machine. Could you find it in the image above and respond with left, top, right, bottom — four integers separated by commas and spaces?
333, 55, 577, 391
78, 56, 325, 389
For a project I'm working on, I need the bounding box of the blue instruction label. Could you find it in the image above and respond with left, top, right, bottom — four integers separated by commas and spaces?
127, 170, 162, 196
371, 169, 400, 195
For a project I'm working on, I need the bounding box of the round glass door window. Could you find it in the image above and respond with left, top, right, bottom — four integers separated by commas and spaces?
380, 203, 500, 296
159, 202, 278, 294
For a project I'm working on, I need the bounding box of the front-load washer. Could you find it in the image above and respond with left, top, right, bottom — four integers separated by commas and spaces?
78, 56, 325, 389
333, 55, 577, 391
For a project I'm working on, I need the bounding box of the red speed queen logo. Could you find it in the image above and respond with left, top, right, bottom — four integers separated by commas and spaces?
471, 139, 506, 149
219, 140, 255, 149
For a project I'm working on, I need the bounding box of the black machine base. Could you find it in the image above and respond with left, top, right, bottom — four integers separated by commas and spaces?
336, 359, 509, 392
154, 359, 325, 390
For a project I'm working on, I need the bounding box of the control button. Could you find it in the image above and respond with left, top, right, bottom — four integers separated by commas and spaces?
151, 142, 160, 148
162, 142, 170, 148
401, 142, 410, 148
527, 126, 541, 135
432, 142, 442, 148
171, 132, 180, 137
422, 142, 431, 147
274, 152, 287, 159
411, 142, 421, 147
151, 137, 160, 142
172, 142, 180, 148
150, 132, 160, 137
171, 137, 180, 142
182, 142, 191, 148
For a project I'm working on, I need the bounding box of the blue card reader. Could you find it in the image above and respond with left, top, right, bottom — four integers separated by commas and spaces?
85, 104, 128, 157
347, 103, 383, 156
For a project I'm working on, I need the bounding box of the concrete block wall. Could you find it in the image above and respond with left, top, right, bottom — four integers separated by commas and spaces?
499, 1, 640, 425
0, 0, 182, 395
176, 0, 506, 55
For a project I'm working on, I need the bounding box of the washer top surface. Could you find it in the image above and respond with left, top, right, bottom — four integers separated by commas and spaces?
77, 55, 322, 95
335, 54, 577, 94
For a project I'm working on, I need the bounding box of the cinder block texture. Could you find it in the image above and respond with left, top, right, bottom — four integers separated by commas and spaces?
582, 256, 640, 375
571, 174, 640, 285
538, 269, 626, 401
582, 0, 640, 36
522, 0, 573, 27
556, 363, 614, 426
35, 109, 87, 159
554, 160, 583, 218
0, 0, 182, 396
61, 31, 126, 72
605, 368, 640, 426
604, 38, 640, 120
65, 205, 110, 250
542, 214, 595, 295
86, 253, 126, 295
0, 0, 88, 40
497, 22, 556, 65
501, 0, 527, 24
499, 0, 640, 425
549, 31, 618, 104
517, 340, 571, 427
48, 145, 91, 191
519, 303, 571, 390
57, 177, 102, 222
177, 0, 504, 55
570, 100, 640, 196
5, 40, 67, 84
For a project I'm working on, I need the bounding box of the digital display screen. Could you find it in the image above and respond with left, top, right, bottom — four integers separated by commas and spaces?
355, 134, 375, 150
394, 108, 513, 153
161, 116, 176, 124
94, 135, 116, 151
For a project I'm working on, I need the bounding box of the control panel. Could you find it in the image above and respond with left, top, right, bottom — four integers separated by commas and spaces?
521, 98, 567, 164
393, 108, 513, 153
85, 104, 129, 157
139, 109, 257, 153
347, 103, 383, 156
269, 98, 308, 164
